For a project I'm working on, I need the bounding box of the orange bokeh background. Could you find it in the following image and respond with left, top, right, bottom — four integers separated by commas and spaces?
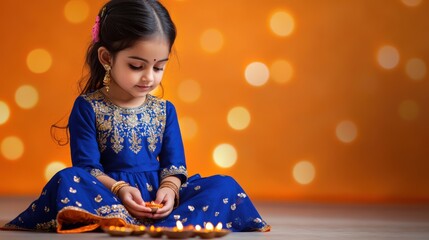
0, 0, 428, 203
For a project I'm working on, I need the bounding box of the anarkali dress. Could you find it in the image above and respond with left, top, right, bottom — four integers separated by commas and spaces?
1, 90, 270, 233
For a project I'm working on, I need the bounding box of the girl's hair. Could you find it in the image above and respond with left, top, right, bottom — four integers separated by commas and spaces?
80, 0, 176, 94
51, 0, 176, 145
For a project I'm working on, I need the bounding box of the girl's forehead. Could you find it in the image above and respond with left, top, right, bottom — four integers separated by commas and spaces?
120, 36, 170, 58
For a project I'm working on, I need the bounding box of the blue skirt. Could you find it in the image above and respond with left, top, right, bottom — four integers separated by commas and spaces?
1, 167, 270, 233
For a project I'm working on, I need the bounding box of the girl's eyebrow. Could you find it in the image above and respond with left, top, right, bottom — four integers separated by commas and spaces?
128, 56, 169, 63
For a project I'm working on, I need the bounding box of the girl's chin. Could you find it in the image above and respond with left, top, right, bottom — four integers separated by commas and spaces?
131, 92, 150, 99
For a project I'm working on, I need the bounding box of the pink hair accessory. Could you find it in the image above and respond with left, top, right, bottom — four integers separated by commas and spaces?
91, 16, 100, 43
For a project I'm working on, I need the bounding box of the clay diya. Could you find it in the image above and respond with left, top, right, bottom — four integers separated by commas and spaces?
163, 221, 194, 239
194, 222, 231, 239
131, 225, 146, 236
102, 226, 133, 237
147, 225, 164, 238
194, 222, 216, 239
214, 222, 231, 237
146, 201, 164, 213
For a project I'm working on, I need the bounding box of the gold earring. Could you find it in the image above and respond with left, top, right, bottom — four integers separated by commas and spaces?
103, 64, 111, 92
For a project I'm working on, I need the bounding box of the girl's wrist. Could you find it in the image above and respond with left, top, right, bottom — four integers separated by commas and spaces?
111, 181, 130, 195
117, 185, 131, 196
159, 180, 180, 208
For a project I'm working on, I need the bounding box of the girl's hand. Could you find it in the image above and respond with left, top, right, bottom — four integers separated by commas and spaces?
117, 186, 153, 218
150, 187, 175, 219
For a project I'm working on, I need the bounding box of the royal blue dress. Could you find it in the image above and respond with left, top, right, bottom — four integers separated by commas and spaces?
2, 90, 270, 233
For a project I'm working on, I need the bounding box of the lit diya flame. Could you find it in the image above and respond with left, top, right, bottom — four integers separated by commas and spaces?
213, 222, 231, 237
150, 225, 162, 232
136, 226, 145, 230
108, 226, 127, 232
104, 225, 133, 236
195, 225, 202, 231
175, 220, 184, 232
195, 222, 217, 239
215, 222, 223, 231
147, 225, 163, 238
205, 222, 214, 231
164, 220, 193, 239
131, 225, 146, 236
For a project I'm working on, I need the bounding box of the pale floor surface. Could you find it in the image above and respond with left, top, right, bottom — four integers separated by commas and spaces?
0, 197, 429, 240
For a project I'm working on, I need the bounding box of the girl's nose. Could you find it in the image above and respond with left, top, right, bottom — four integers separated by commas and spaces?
141, 68, 154, 82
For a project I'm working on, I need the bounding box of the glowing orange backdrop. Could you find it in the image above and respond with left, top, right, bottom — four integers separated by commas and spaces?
0, 0, 428, 203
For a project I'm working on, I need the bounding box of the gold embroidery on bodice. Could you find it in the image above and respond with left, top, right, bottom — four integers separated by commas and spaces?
83, 91, 166, 154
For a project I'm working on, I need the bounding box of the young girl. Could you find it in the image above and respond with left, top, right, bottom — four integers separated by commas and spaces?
2, 0, 270, 233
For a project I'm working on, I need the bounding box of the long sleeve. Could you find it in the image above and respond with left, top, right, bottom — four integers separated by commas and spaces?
158, 101, 188, 184
68, 96, 103, 174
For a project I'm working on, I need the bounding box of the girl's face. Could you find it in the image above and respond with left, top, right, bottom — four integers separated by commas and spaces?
109, 36, 170, 103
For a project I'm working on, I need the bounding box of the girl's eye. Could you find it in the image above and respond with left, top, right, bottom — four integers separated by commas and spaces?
154, 67, 164, 71
129, 64, 142, 70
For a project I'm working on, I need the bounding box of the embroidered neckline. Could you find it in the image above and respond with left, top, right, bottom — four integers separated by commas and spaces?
98, 89, 152, 114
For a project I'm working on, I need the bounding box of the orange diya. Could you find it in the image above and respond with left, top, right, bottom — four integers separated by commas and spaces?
194, 222, 216, 239
192, 224, 202, 237
145, 201, 164, 213
194, 222, 231, 239
163, 221, 194, 239
102, 225, 133, 237
147, 225, 164, 238
214, 222, 231, 237
131, 225, 146, 236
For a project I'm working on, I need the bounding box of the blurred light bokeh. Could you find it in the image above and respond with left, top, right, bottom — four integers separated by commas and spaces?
0, 0, 428, 203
